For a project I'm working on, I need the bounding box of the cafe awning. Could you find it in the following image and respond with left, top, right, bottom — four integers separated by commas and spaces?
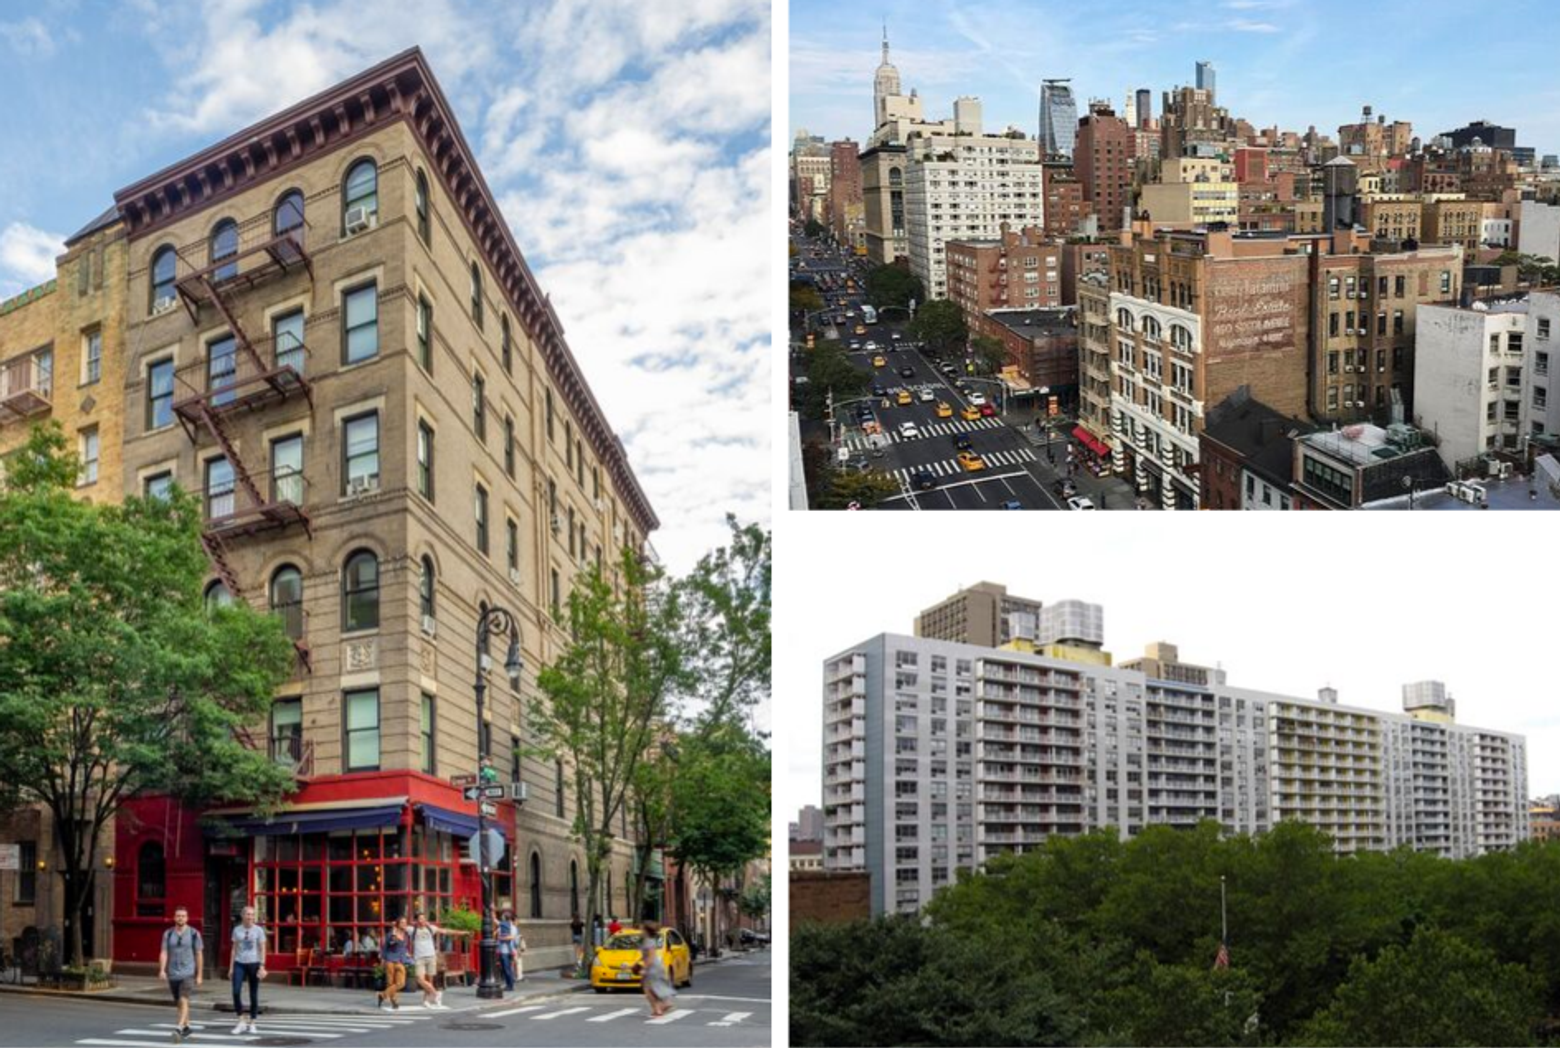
1072, 425, 1112, 458
206, 797, 406, 837
418, 803, 509, 841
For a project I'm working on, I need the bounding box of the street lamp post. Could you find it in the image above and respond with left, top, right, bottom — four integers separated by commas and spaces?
473, 605, 524, 1001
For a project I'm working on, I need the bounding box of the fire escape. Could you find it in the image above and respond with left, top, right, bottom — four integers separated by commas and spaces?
168, 216, 316, 673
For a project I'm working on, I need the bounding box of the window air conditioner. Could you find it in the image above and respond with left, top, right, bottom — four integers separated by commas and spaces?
346, 475, 379, 497
594, 497, 606, 513
509, 567, 521, 586
421, 614, 437, 638
509, 781, 529, 804
550, 513, 562, 534
1345, 365, 1354, 372
152, 296, 178, 316
345, 206, 376, 235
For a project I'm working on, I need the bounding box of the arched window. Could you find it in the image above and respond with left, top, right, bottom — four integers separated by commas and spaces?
342, 549, 379, 631
500, 314, 512, 373
529, 851, 543, 919
138, 841, 166, 903
414, 170, 430, 244
270, 564, 303, 640
210, 219, 238, 282
150, 245, 177, 312
343, 159, 378, 230
1170, 324, 1192, 350
274, 190, 305, 250
1142, 315, 1161, 341
569, 860, 580, 918
1116, 308, 1134, 331
204, 580, 233, 614
888, 166, 903, 186
419, 556, 436, 621
469, 260, 483, 327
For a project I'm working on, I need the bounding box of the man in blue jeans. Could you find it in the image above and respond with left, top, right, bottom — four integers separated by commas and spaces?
228, 906, 267, 1035
157, 906, 203, 1042
495, 910, 517, 991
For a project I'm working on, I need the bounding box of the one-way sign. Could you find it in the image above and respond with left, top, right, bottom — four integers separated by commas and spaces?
462, 784, 507, 801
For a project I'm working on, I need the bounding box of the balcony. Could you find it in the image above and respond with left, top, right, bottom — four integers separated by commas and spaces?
204, 465, 312, 541
172, 216, 313, 321
172, 333, 313, 435
0, 351, 52, 424
235, 726, 314, 779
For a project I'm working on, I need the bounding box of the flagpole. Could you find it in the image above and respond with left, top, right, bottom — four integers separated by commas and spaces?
1220, 874, 1227, 948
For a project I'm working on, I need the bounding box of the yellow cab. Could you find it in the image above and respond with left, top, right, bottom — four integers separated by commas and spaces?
872, 355, 887, 367
957, 451, 986, 472
896, 390, 913, 406
855, 324, 867, 335
936, 402, 953, 418
961, 406, 981, 422
590, 928, 694, 992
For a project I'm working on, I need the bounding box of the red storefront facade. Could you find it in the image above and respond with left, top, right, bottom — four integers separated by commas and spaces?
112, 771, 513, 973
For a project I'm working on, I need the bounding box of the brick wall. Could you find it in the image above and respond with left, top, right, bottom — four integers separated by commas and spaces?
789, 871, 871, 927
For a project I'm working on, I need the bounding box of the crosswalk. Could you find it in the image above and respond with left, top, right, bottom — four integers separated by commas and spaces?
842, 415, 1005, 449
893, 446, 1038, 488
477, 1003, 758, 1028
72, 1010, 437, 1046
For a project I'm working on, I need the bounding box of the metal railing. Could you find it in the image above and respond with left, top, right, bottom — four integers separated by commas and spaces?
0, 351, 53, 422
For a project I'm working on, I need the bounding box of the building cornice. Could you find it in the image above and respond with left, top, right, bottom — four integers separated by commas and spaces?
112, 47, 658, 536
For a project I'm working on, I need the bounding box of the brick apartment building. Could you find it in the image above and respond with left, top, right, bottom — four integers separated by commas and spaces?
944, 224, 1061, 319
1075, 104, 1135, 232
1040, 161, 1089, 239
5, 47, 663, 974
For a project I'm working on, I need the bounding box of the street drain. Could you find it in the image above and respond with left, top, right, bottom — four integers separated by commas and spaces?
443, 1021, 505, 1031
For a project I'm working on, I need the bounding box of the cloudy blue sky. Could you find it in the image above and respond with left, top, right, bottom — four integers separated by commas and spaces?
790, 0, 1560, 155
0, 0, 770, 575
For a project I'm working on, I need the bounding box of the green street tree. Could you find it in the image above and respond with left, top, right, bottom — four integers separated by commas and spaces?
1297, 926, 1543, 1047
738, 872, 771, 929
971, 335, 1009, 375
818, 467, 899, 510
791, 281, 824, 315
909, 299, 969, 353
531, 552, 690, 969
864, 265, 925, 310
0, 423, 297, 965
798, 345, 868, 419
680, 517, 770, 731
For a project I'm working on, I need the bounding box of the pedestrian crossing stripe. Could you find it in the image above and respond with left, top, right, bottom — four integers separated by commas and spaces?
893, 446, 1038, 487
841, 415, 1003, 449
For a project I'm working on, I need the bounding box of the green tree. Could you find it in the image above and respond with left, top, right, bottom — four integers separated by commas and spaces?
1100, 957, 1262, 1048
971, 335, 1008, 375
791, 281, 824, 315
818, 468, 899, 510
864, 265, 925, 310
804, 218, 827, 239
0, 423, 297, 964
680, 518, 770, 731
738, 873, 770, 928
798, 345, 868, 419
909, 299, 969, 353
531, 553, 690, 969
1296, 927, 1542, 1047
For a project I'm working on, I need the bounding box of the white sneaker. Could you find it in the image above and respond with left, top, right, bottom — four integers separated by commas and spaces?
248, 1023, 258, 1035
434, 991, 444, 1008
231, 1020, 247, 1035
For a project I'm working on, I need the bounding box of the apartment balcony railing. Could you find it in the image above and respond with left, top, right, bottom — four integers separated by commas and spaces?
204, 464, 311, 541
0, 351, 52, 424
170, 212, 313, 322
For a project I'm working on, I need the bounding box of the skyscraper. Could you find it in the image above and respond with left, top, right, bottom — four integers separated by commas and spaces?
1039, 79, 1078, 160
873, 24, 901, 129
1136, 87, 1153, 128
1196, 60, 1216, 97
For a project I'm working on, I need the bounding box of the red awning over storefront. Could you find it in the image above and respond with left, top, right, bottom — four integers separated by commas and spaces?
1072, 426, 1111, 457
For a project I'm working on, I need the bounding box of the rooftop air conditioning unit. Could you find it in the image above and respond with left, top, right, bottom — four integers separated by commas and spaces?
345, 206, 375, 235
421, 614, 437, 638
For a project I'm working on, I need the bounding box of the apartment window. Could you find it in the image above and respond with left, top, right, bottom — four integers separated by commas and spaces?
547, 477, 557, 521
150, 245, 177, 312
1327, 351, 1339, 375
420, 693, 436, 774
343, 159, 378, 228
1328, 276, 1339, 300
414, 170, 430, 245
205, 456, 234, 519
545, 388, 555, 441
270, 433, 303, 504
501, 314, 512, 373
143, 471, 173, 500
1440, 270, 1452, 294
1393, 310, 1404, 335
576, 441, 584, 486
565, 421, 573, 469
83, 329, 102, 385
591, 466, 600, 500
550, 568, 561, 617
1395, 275, 1406, 298
416, 295, 433, 372
342, 282, 378, 364
1535, 387, 1548, 411
342, 550, 379, 631
506, 518, 519, 575
567, 506, 576, 557
274, 309, 305, 373
419, 556, 436, 621
1377, 312, 1387, 336
270, 699, 302, 767
78, 427, 99, 486
1378, 275, 1389, 298
269, 565, 304, 641
555, 759, 566, 818
475, 483, 490, 554
205, 580, 234, 614
470, 261, 484, 328
207, 334, 238, 409
1329, 313, 1339, 338
273, 189, 305, 248
504, 415, 515, 477
1538, 352, 1550, 376
416, 420, 435, 501
472, 372, 486, 440
342, 412, 379, 494
210, 219, 238, 282
343, 688, 380, 771
1540, 318, 1551, 340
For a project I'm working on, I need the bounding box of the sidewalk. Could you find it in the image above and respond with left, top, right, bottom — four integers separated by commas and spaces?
0, 950, 760, 1016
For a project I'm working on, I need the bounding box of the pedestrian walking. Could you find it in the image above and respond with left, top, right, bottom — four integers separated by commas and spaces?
592, 914, 604, 948
378, 917, 410, 1011
410, 911, 463, 1009
157, 905, 203, 1042
228, 906, 266, 1035
495, 911, 517, 991
638, 920, 677, 1018
570, 912, 585, 967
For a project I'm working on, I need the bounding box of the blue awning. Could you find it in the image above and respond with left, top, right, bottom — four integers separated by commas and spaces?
419, 804, 509, 841
209, 803, 404, 837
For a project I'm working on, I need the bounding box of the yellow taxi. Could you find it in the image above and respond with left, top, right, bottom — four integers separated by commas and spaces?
590, 928, 694, 992
855, 325, 867, 335
896, 390, 913, 406
872, 355, 887, 368
957, 451, 987, 472
936, 402, 953, 418
961, 406, 981, 422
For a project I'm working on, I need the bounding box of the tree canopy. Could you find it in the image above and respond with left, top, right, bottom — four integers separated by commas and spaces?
864, 265, 925, 310
909, 299, 969, 353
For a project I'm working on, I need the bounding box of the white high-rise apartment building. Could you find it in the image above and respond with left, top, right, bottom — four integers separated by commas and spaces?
902, 108, 1044, 301
823, 599, 1529, 915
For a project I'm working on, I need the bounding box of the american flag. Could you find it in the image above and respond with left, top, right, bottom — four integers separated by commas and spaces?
1213, 942, 1230, 969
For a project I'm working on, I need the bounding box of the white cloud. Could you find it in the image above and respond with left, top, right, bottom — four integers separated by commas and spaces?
1231, 19, 1282, 32
0, 17, 56, 57
0, 222, 65, 298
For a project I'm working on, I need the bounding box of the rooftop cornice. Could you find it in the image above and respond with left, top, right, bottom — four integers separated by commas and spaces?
111, 47, 657, 536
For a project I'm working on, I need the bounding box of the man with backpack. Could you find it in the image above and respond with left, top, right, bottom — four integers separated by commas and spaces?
157, 906, 204, 1041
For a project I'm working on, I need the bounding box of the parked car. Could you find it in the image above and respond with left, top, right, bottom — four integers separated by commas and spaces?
1067, 496, 1096, 511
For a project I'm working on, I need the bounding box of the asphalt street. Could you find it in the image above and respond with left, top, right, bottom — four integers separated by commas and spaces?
0, 952, 772, 1048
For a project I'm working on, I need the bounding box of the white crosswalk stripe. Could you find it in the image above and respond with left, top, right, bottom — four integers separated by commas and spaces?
532, 1006, 591, 1021
710, 1011, 754, 1026
645, 1009, 695, 1025
587, 1007, 642, 1023
73, 1011, 438, 1047
485, 1004, 548, 1018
